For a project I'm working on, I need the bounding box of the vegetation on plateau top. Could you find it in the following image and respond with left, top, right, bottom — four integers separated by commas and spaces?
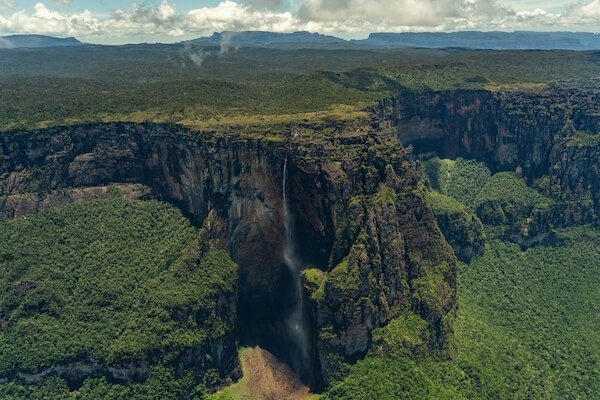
2, 45, 600, 130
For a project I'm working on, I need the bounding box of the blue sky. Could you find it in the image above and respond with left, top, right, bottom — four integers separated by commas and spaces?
1, 0, 599, 44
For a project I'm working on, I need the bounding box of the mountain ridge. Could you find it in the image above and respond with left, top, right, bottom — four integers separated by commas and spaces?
4, 31, 600, 50
0, 34, 83, 49
353, 31, 600, 50
183, 30, 600, 50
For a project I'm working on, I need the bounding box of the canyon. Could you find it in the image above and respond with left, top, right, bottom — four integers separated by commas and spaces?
0, 120, 456, 391
376, 80, 600, 245
1, 81, 599, 392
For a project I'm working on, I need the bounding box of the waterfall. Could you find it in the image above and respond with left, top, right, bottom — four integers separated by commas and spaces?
282, 157, 311, 376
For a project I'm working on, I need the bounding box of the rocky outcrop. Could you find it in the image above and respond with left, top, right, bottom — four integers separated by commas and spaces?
314, 175, 457, 385
2, 80, 599, 391
0, 122, 457, 389
3, 285, 240, 390
5, 79, 599, 389
11, 358, 150, 387
0, 183, 152, 220
426, 191, 485, 262
372, 81, 600, 241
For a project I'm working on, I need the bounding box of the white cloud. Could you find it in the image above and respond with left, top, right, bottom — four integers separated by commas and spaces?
0, 0, 598, 44
242, 0, 287, 10
566, 0, 600, 20
296, 0, 568, 32
0, 3, 99, 36
186, 1, 295, 33
0, 0, 14, 10
298, 0, 474, 25
100, 1, 181, 37
0, 1, 298, 41
0, 36, 12, 47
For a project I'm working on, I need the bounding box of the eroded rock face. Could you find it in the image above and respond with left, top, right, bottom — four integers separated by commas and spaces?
314, 168, 456, 385
0, 183, 152, 219
430, 201, 485, 262
373, 81, 600, 242
0, 122, 457, 389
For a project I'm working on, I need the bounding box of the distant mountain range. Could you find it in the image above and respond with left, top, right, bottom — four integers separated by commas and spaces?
185, 30, 600, 50
3, 31, 600, 50
0, 35, 83, 49
184, 31, 350, 49
353, 31, 600, 50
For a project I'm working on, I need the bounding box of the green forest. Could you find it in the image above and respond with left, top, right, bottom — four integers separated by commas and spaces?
2, 45, 600, 131
324, 226, 600, 399
2, 159, 599, 398
0, 198, 238, 399
321, 159, 600, 399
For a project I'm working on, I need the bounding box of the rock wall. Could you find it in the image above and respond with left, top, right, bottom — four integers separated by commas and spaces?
0, 184, 153, 219
5, 79, 598, 388
426, 192, 486, 263
372, 81, 600, 236
0, 122, 457, 389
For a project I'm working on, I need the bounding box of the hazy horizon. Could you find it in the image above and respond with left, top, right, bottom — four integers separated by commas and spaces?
1, 1, 600, 45
2, 29, 600, 47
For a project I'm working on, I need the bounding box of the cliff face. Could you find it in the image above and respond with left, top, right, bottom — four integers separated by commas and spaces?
373, 81, 600, 242
4, 81, 599, 390
314, 174, 456, 384
0, 122, 457, 389
426, 191, 486, 263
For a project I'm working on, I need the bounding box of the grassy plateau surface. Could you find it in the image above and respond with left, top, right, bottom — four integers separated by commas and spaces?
2, 46, 600, 130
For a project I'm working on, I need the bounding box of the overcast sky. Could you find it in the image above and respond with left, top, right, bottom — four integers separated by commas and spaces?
0, 0, 599, 44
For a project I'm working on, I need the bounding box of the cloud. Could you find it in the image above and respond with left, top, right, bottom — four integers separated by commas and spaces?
298, 0, 595, 33
566, 0, 600, 21
0, 3, 99, 36
298, 0, 459, 25
0, 0, 14, 9
0, 0, 598, 44
219, 31, 238, 54
296, 0, 559, 32
242, 0, 287, 10
0, 36, 13, 47
185, 1, 295, 33
101, 1, 182, 37
179, 42, 208, 66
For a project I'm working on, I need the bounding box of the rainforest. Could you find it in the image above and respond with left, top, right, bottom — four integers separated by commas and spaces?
1, 33, 600, 400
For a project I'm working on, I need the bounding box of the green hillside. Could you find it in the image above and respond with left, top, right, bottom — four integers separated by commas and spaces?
324, 226, 600, 399
0, 198, 237, 399
324, 158, 600, 399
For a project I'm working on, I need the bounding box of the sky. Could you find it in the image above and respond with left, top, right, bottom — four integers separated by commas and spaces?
0, 0, 599, 44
